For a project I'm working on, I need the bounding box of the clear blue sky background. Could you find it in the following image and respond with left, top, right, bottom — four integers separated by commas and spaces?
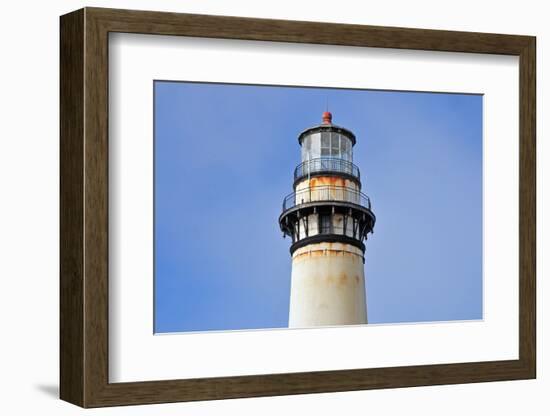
154, 81, 482, 333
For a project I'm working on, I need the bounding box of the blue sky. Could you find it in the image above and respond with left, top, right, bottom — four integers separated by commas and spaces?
154, 81, 483, 333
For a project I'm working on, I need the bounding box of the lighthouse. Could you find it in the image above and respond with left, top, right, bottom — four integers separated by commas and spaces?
279, 111, 376, 328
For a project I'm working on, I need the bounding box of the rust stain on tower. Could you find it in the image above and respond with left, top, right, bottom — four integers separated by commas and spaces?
279, 111, 376, 328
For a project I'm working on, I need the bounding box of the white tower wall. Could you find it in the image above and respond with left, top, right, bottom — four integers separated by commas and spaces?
288, 242, 367, 327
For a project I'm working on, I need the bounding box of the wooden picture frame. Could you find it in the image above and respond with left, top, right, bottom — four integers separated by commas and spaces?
60, 7, 536, 408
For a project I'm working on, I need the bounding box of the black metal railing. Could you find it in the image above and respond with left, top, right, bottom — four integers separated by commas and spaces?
282, 185, 371, 211
294, 158, 360, 182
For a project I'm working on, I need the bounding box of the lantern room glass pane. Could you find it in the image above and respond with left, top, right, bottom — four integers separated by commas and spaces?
321, 132, 331, 157
302, 133, 322, 161
341, 136, 352, 161
321, 132, 330, 149
309, 133, 320, 160
301, 135, 311, 161
330, 133, 339, 156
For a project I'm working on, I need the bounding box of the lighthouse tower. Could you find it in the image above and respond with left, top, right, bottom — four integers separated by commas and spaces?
279, 111, 376, 328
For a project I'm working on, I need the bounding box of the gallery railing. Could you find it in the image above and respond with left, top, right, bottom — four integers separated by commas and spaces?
282, 185, 371, 211
294, 158, 360, 182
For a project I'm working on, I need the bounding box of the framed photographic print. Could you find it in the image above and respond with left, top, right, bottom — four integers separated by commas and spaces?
60, 7, 536, 408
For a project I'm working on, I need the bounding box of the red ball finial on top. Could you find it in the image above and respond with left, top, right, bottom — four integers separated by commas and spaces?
322, 111, 333, 124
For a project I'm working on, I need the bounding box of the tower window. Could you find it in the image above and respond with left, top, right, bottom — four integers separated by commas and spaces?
319, 214, 332, 234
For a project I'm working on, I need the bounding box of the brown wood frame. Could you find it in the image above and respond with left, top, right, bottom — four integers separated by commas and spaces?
60, 7, 536, 408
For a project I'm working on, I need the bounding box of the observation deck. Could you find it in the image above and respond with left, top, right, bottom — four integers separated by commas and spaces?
279, 185, 375, 254
282, 185, 371, 212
